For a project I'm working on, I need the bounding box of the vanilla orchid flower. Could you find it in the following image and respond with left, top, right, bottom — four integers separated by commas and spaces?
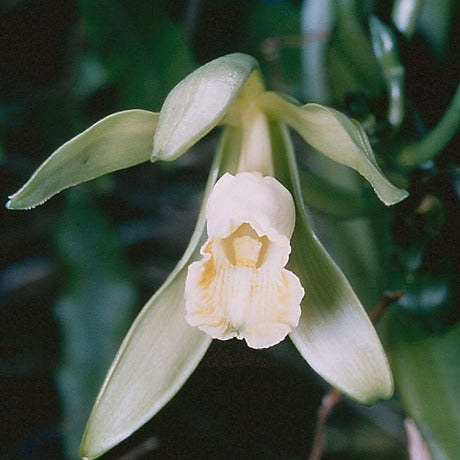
185, 171, 304, 349
7, 53, 408, 460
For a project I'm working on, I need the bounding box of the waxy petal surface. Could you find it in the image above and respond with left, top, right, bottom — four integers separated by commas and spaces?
259, 92, 408, 206
81, 126, 242, 459
153, 53, 258, 161
7, 110, 158, 209
185, 172, 303, 348
80, 267, 211, 459
269, 121, 394, 404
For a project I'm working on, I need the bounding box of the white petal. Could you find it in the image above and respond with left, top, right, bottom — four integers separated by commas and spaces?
152, 53, 258, 161
206, 172, 296, 241
185, 173, 304, 349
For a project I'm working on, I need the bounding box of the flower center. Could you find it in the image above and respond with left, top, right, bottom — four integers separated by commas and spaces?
222, 223, 268, 268
232, 235, 261, 268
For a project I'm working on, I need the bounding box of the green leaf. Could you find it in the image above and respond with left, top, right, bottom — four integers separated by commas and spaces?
331, 0, 383, 98
152, 53, 259, 161
55, 190, 137, 459
369, 17, 405, 127
80, 126, 242, 459
387, 311, 460, 459
259, 92, 408, 206
7, 110, 158, 210
270, 121, 393, 404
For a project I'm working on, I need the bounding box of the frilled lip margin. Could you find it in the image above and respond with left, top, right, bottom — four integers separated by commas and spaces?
184, 171, 305, 349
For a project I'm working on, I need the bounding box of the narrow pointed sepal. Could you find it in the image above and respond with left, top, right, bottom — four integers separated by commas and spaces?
80, 125, 240, 459
259, 92, 408, 206
270, 122, 394, 404
152, 53, 258, 161
289, 240, 394, 403
7, 110, 158, 209
80, 268, 211, 459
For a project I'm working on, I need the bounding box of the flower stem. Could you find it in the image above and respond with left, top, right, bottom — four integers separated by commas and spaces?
369, 291, 404, 323
397, 82, 460, 166
308, 388, 342, 460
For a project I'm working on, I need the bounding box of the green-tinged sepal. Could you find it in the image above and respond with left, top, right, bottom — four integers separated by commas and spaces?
80, 269, 212, 460
7, 110, 158, 210
80, 127, 241, 459
80, 176, 212, 460
152, 53, 259, 161
258, 92, 408, 206
270, 121, 393, 404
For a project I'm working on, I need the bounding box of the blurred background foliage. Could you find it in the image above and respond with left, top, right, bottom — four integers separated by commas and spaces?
0, 0, 458, 459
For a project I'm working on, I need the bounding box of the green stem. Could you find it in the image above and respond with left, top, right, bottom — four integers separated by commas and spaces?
398, 83, 460, 166
370, 16, 406, 128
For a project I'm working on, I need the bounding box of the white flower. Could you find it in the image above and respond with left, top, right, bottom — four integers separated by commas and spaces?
185, 172, 304, 348
7, 53, 408, 460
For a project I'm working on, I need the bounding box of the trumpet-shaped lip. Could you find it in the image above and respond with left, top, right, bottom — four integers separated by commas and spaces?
184, 172, 304, 349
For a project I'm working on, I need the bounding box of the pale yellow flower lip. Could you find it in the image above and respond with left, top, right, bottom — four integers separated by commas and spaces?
184, 172, 305, 349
